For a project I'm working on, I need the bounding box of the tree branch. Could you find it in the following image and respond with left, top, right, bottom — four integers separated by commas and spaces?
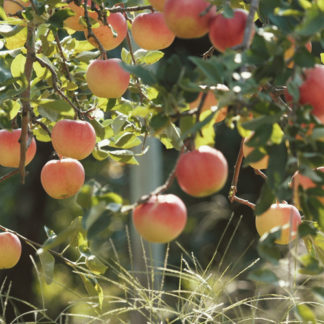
0, 169, 20, 183
19, 24, 35, 184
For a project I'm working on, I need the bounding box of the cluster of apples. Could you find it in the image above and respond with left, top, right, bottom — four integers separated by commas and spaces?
132, 145, 229, 243
0, 120, 96, 200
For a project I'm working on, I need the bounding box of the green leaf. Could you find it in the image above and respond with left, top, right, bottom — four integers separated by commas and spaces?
0, 25, 24, 37
108, 149, 139, 165
190, 57, 222, 84
121, 63, 157, 85
43, 217, 82, 250
295, 304, 316, 323
48, 8, 75, 29
80, 275, 103, 309
248, 268, 279, 283
267, 143, 288, 191
255, 182, 275, 216
38, 99, 74, 121
77, 184, 93, 210
296, 7, 324, 36
134, 49, 164, 65
10, 54, 26, 80
299, 254, 324, 275
298, 222, 317, 238
85, 255, 108, 275
38, 250, 55, 285
257, 229, 282, 264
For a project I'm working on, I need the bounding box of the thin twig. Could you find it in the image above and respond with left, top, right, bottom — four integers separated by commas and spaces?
254, 168, 267, 179
233, 0, 259, 50
229, 138, 244, 203
83, 0, 106, 59
34, 56, 83, 117
54, 33, 72, 82
232, 196, 256, 209
0, 169, 20, 183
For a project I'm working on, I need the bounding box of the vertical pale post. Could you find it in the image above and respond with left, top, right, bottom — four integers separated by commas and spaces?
129, 138, 163, 323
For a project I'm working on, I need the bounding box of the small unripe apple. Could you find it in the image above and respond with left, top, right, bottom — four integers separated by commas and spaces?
292, 167, 324, 209
164, 0, 216, 39
41, 158, 85, 199
242, 136, 269, 170
3, 0, 29, 16
51, 119, 96, 160
86, 58, 130, 98
84, 12, 127, 50
255, 203, 302, 245
0, 129, 37, 168
148, 0, 166, 11
132, 194, 187, 243
0, 232, 22, 269
189, 91, 227, 123
131, 12, 175, 50
175, 145, 228, 197
209, 9, 253, 52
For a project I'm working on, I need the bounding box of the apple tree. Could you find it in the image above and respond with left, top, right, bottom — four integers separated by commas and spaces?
1, 0, 324, 321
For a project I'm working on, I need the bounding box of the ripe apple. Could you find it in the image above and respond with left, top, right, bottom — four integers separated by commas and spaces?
242, 136, 269, 170
132, 194, 187, 243
51, 119, 96, 160
189, 91, 228, 123
0, 129, 36, 168
0, 232, 22, 269
131, 12, 175, 50
209, 9, 253, 52
292, 167, 324, 209
149, 0, 165, 11
164, 0, 216, 39
3, 0, 29, 16
255, 203, 301, 245
64, 1, 97, 31
40, 158, 85, 199
86, 58, 130, 98
84, 12, 127, 50
286, 65, 324, 123
175, 145, 228, 197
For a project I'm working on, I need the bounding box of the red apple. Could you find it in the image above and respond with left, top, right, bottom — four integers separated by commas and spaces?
86, 58, 130, 98
149, 0, 165, 11
132, 194, 187, 243
255, 203, 301, 245
0, 129, 36, 168
164, 0, 216, 39
175, 145, 228, 197
84, 12, 127, 50
41, 158, 85, 199
286, 65, 324, 123
292, 167, 324, 209
51, 119, 96, 160
3, 0, 29, 16
0, 232, 22, 269
208, 9, 253, 52
131, 12, 175, 50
